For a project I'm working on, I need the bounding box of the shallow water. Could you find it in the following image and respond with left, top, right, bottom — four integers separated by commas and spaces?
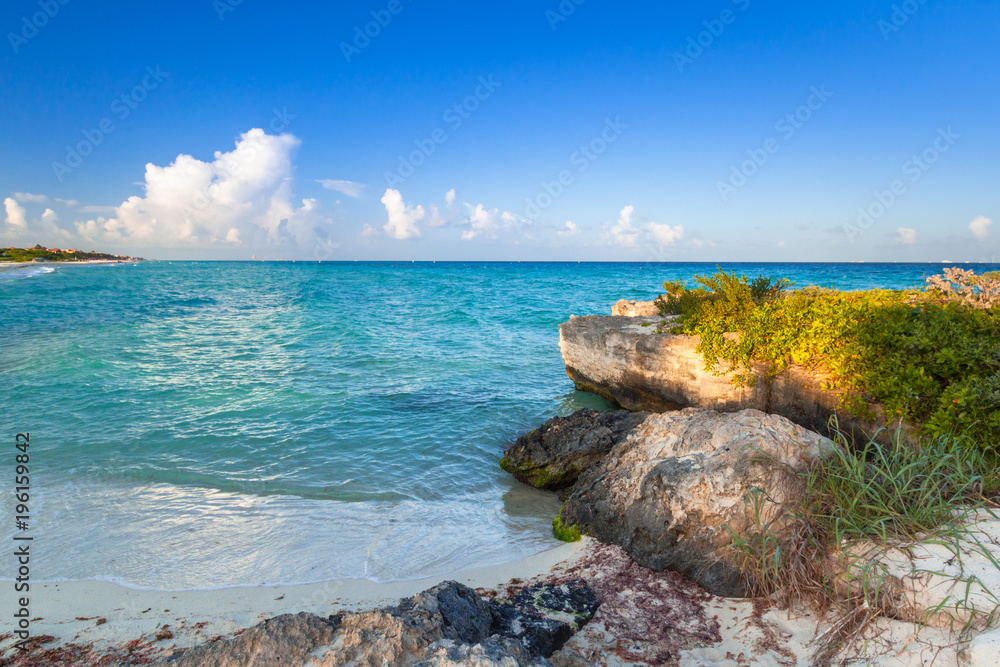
2, 261, 996, 589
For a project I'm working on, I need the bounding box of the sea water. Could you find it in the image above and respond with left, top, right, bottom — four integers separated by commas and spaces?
2, 261, 996, 589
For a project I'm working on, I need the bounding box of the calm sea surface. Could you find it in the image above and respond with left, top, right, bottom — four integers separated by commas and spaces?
2, 261, 997, 589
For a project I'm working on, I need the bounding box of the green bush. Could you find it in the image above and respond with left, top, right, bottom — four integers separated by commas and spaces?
662, 268, 1000, 447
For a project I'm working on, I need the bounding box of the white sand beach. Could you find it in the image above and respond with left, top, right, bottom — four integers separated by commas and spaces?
0, 540, 585, 655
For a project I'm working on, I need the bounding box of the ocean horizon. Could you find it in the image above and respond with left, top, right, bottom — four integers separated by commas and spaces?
3, 260, 999, 590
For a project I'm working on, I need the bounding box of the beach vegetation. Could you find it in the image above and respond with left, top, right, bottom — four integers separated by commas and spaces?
730, 424, 1000, 659
656, 267, 1000, 448
0, 246, 124, 263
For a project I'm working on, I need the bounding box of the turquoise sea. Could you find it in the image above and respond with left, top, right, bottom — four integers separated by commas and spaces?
2, 261, 998, 589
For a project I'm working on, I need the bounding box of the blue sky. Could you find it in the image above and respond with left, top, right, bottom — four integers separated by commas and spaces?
1, 0, 998, 261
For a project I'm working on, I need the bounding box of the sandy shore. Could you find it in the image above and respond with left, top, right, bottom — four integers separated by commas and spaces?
0, 540, 585, 655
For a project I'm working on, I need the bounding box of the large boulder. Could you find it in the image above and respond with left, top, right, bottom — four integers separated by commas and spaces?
142, 581, 600, 667
560, 408, 833, 597
501, 409, 648, 490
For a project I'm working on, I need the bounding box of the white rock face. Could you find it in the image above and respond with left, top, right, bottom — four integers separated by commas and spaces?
611, 299, 661, 317
559, 314, 892, 437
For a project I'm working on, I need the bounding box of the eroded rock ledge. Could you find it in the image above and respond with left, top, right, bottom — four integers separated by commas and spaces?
560, 313, 889, 437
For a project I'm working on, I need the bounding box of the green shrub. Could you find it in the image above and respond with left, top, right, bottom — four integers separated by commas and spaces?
662, 268, 1000, 447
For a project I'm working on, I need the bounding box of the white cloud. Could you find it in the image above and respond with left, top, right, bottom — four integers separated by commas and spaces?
970, 216, 992, 240
895, 227, 916, 245
445, 189, 457, 207
4, 198, 27, 228
558, 221, 579, 237
317, 179, 365, 198
73, 128, 327, 249
361, 224, 376, 237
459, 204, 523, 241
606, 205, 683, 248
41, 208, 58, 225
462, 203, 500, 241
13, 192, 50, 204
607, 205, 638, 246
381, 188, 425, 240
648, 222, 684, 247
428, 205, 448, 228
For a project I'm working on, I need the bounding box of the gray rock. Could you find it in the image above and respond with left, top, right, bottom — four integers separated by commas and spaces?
501, 409, 648, 490
561, 408, 833, 597
145, 580, 599, 666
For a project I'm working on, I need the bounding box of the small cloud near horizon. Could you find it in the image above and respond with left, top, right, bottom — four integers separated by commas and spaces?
317, 180, 366, 198
895, 227, 917, 245
970, 216, 992, 240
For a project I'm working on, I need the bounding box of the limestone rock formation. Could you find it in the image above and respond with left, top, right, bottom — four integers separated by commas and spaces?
560, 408, 833, 597
611, 299, 660, 317
501, 409, 648, 490
142, 580, 599, 667
559, 314, 891, 437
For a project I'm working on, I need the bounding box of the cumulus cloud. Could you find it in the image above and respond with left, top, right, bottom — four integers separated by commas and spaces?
970, 216, 992, 240
4, 197, 27, 228
460, 204, 521, 241
606, 205, 683, 248
895, 227, 916, 245
608, 205, 638, 246
445, 189, 457, 207
317, 179, 365, 198
648, 222, 684, 247
73, 128, 327, 249
428, 205, 448, 228
558, 221, 579, 237
381, 188, 425, 240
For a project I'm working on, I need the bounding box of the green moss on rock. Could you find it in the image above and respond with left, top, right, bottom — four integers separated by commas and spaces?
552, 507, 582, 542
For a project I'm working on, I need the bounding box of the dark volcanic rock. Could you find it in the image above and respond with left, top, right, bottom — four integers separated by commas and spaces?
501, 409, 648, 490
491, 581, 600, 657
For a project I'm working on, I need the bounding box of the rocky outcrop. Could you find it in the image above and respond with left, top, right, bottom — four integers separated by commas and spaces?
560, 409, 833, 597
501, 409, 648, 490
560, 314, 893, 438
142, 581, 599, 667
611, 299, 660, 317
